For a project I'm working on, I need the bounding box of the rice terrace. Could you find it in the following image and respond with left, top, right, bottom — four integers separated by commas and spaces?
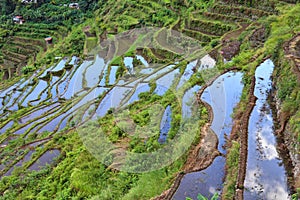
0, 0, 300, 199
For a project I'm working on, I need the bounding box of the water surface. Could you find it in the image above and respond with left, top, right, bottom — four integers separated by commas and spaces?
244, 59, 290, 200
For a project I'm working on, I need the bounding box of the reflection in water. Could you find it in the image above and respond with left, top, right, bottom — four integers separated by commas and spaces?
177, 60, 198, 89
109, 66, 119, 85
28, 149, 60, 171
126, 83, 150, 105
182, 85, 201, 119
158, 105, 171, 144
201, 72, 244, 153
0, 121, 14, 134
63, 61, 93, 99
22, 80, 48, 107
199, 54, 216, 71
124, 57, 134, 74
3, 151, 34, 176
72, 61, 93, 94
173, 71, 244, 199
154, 69, 180, 96
244, 59, 290, 200
144, 65, 174, 82
99, 62, 109, 87
136, 55, 149, 67
94, 87, 131, 118
85, 55, 106, 88
140, 68, 154, 74
173, 157, 225, 200
51, 58, 67, 72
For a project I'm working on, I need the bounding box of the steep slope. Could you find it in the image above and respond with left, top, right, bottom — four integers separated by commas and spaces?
0, 0, 299, 200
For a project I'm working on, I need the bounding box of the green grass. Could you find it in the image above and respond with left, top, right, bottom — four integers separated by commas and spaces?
1, 0, 300, 199
222, 141, 240, 200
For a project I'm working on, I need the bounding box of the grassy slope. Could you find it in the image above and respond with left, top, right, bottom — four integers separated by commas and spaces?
0, 0, 300, 199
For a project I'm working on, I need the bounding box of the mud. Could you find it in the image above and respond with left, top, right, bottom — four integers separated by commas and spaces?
282, 34, 300, 189
249, 27, 267, 48
220, 40, 241, 61
284, 33, 300, 81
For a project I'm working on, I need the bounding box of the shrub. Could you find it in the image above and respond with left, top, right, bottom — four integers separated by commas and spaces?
21, 65, 35, 74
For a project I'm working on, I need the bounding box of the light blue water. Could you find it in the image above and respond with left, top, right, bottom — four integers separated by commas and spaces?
244, 59, 290, 200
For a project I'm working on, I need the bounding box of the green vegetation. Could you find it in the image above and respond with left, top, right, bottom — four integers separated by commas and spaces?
0, 0, 300, 199
186, 193, 218, 200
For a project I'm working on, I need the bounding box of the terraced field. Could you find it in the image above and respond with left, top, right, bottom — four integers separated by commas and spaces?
0, 22, 67, 79
1, 0, 300, 199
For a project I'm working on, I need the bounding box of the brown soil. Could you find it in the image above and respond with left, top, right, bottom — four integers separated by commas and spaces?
284, 33, 300, 81
249, 27, 267, 48
222, 23, 249, 43
233, 75, 257, 200
282, 33, 300, 189
184, 124, 221, 172
220, 23, 249, 60
83, 26, 96, 37
220, 40, 241, 61
272, 116, 297, 193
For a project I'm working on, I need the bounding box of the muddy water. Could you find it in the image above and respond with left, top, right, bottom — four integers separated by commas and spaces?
244, 60, 290, 200
173, 71, 244, 199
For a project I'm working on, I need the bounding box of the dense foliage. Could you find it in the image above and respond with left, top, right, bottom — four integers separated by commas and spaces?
0, 0, 300, 199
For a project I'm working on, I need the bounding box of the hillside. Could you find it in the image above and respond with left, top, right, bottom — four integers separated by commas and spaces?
0, 0, 300, 199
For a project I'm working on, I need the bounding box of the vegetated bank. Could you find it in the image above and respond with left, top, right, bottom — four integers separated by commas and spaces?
0, 0, 299, 200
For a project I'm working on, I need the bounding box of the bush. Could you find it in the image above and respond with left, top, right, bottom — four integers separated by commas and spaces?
21, 65, 35, 74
